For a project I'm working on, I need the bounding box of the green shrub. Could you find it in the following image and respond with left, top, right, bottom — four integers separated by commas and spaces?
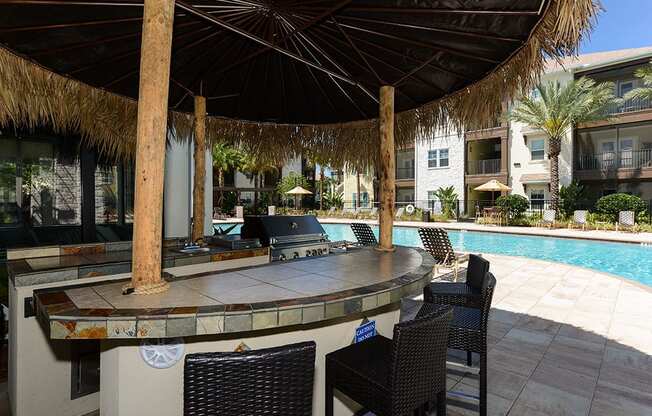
559, 181, 585, 219
595, 193, 647, 222
496, 194, 530, 223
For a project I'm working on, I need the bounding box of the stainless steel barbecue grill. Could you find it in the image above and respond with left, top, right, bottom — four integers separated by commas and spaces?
240, 215, 330, 261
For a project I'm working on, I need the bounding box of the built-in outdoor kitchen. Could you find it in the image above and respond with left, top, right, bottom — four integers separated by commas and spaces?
8, 215, 433, 416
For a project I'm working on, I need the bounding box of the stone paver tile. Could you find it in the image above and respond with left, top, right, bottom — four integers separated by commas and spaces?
459, 365, 528, 401
515, 314, 561, 336
573, 296, 616, 315
557, 323, 608, 346
489, 308, 521, 326
448, 380, 513, 416
487, 347, 539, 378
542, 335, 604, 378
598, 346, 652, 395
527, 305, 570, 322
488, 319, 513, 340
607, 323, 652, 355
510, 379, 591, 416
563, 311, 611, 338
530, 361, 597, 399
589, 382, 652, 416
499, 328, 554, 355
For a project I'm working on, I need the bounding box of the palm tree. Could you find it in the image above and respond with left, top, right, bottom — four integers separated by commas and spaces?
212, 143, 244, 207
241, 154, 278, 214
623, 61, 652, 102
509, 78, 614, 211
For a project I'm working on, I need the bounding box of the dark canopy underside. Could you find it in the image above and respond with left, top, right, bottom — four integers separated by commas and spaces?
0, 0, 547, 125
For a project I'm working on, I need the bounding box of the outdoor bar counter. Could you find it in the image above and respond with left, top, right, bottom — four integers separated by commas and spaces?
32, 246, 435, 416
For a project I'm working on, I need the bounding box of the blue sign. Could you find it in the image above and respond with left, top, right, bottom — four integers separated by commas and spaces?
355, 320, 376, 343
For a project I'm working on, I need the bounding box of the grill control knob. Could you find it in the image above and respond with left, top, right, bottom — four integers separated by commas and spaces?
306, 251, 312, 257
293, 252, 300, 259
279, 254, 286, 261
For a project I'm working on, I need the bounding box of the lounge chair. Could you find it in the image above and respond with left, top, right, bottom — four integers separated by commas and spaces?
395, 207, 404, 219
328, 206, 336, 216
350, 223, 377, 246
538, 209, 556, 228
616, 210, 637, 232
418, 227, 469, 281
370, 207, 378, 217
569, 210, 588, 231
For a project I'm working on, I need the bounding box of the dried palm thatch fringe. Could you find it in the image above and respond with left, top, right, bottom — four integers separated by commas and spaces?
0, 0, 598, 169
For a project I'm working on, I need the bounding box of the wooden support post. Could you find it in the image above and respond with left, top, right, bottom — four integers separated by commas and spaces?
130, 0, 175, 294
192, 95, 206, 243
378, 86, 395, 251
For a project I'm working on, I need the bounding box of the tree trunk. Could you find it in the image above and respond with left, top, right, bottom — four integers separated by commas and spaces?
253, 174, 259, 214
378, 86, 395, 250
319, 166, 324, 211
549, 136, 561, 212
217, 169, 224, 207
191, 95, 206, 243
356, 172, 361, 209
130, 0, 175, 294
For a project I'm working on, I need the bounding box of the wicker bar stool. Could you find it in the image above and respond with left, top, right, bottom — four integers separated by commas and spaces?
424, 272, 496, 416
184, 341, 316, 416
325, 303, 453, 416
423, 254, 489, 366
351, 222, 378, 246
418, 227, 469, 281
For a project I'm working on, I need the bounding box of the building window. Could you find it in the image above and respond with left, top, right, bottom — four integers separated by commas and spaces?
352, 192, 369, 207
618, 80, 634, 97
530, 189, 545, 209
428, 148, 449, 168
530, 139, 545, 161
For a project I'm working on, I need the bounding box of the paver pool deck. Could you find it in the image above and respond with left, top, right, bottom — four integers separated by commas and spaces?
444, 253, 652, 416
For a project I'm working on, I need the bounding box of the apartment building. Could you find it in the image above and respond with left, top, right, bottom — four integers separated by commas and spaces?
510, 46, 652, 204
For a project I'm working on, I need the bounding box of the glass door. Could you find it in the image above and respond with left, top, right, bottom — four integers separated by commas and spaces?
0, 138, 19, 226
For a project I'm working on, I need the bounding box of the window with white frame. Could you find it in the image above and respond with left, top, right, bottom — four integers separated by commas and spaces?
530, 188, 545, 209
530, 138, 545, 161
427, 148, 449, 168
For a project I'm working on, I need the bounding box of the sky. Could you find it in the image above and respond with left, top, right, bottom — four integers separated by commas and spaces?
580, 0, 652, 53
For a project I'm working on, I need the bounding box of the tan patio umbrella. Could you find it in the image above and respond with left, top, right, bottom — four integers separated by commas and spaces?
286, 186, 313, 210
474, 180, 512, 204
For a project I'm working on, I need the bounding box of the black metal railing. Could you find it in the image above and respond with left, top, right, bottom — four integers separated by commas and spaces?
606, 97, 652, 115
467, 159, 501, 175
576, 149, 652, 170
396, 167, 415, 180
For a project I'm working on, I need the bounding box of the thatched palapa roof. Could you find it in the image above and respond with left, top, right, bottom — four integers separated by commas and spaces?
0, 0, 599, 168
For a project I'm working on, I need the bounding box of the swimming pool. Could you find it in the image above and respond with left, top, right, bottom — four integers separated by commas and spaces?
214, 222, 652, 286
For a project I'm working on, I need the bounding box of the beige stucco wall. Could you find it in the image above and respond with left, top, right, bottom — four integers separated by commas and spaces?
342, 168, 375, 207
99, 307, 400, 416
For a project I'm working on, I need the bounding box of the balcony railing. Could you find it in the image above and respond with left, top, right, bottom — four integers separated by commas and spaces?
396, 167, 415, 180
576, 149, 652, 170
467, 158, 501, 175
606, 97, 652, 115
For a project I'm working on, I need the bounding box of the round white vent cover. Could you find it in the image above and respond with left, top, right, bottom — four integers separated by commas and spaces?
139, 338, 185, 369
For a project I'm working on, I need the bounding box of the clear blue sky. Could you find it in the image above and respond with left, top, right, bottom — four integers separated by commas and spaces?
580, 0, 652, 53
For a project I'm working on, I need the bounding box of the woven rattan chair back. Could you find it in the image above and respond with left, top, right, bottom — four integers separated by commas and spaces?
418, 227, 454, 265
390, 303, 452, 415
619, 210, 635, 227
574, 210, 588, 225
478, 272, 497, 330
184, 341, 316, 416
543, 209, 556, 223
350, 223, 378, 246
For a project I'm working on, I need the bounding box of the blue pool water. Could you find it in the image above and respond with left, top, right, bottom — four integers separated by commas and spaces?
214, 222, 652, 286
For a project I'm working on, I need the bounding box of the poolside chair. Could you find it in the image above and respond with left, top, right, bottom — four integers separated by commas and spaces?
569, 210, 588, 231
395, 207, 405, 219
325, 303, 452, 416
328, 206, 336, 216
418, 227, 469, 281
370, 207, 378, 217
537, 209, 556, 228
616, 210, 637, 232
350, 223, 377, 246
184, 341, 316, 416
424, 271, 496, 416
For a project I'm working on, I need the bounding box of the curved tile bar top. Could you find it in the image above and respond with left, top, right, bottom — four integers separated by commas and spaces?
33, 246, 435, 339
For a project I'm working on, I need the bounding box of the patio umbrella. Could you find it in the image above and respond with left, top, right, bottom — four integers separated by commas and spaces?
474, 180, 512, 204
0, 0, 599, 292
286, 185, 313, 209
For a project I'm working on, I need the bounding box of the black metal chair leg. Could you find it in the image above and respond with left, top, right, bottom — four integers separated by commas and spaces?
325, 376, 334, 416
480, 352, 487, 416
467, 351, 473, 367
436, 390, 447, 416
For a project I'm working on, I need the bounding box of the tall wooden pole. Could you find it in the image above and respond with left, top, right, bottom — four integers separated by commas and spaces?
378, 86, 395, 251
130, 0, 175, 294
191, 95, 206, 243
